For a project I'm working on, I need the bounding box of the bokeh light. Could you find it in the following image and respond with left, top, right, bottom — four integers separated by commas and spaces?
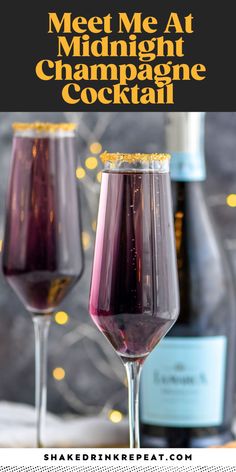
82, 231, 91, 250
92, 220, 97, 232
90, 142, 102, 154
96, 171, 102, 183
76, 167, 86, 179
53, 367, 65, 381
85, 157, 98, 170
226, 194, 236, 207
108, 410, 123, 423
55, 311, 69, 325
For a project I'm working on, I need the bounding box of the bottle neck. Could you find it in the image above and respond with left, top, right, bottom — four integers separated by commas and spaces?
165, 112, 206, 182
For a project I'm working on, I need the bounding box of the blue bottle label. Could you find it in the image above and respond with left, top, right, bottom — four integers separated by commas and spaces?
166, 113, 206, 182
170, 152, 206, 181
141, 336, 227, 427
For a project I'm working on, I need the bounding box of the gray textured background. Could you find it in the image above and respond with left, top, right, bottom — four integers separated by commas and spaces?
0, 112, 235, 416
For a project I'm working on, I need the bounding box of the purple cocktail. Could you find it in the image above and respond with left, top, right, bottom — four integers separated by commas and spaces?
3, 131, 82, 312
89, 152, 179, 448
2, 122, 83, 447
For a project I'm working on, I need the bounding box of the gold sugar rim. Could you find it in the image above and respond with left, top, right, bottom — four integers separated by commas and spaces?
101, 151, 171, 163
12, 122, 77, 133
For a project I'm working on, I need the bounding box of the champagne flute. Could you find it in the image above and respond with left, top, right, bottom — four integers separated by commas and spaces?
2, 122, 83, 447
89, 152, 179, 448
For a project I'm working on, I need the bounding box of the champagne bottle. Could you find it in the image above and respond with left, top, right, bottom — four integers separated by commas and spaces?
140, 112, 236, 448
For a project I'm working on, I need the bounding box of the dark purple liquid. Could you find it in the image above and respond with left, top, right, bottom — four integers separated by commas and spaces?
89, 171, 179, 360
3, 135, 83, 313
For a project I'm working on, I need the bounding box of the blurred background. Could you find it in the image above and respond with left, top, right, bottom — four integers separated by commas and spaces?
0, 111, 236, 426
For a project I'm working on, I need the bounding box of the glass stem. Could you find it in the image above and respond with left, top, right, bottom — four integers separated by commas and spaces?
33, 315, 51, 448
125, 360, 143, 448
